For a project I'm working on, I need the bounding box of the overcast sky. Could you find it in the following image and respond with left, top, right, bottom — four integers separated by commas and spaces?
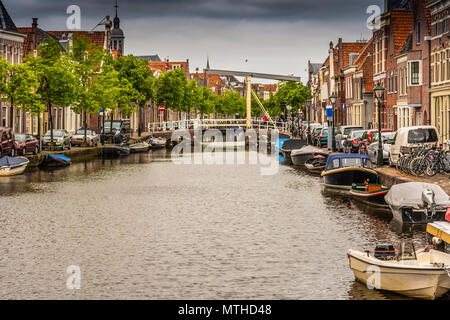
5, 0, 384, 83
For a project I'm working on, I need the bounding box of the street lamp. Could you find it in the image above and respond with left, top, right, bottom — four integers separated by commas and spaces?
330, 93, 337, 152
286, 105, 292, 133
373, 84, 385, 167
306, 99, 312, 144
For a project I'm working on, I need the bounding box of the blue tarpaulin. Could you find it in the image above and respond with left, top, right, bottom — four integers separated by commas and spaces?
0, 156, 29, 168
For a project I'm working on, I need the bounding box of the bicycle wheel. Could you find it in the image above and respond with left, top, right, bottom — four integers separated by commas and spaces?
410, 157, 424, 176
425, 158, 439, 177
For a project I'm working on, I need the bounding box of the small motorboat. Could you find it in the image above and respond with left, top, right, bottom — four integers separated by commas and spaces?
280, 139, 307, 165
129, 141, 151, 153
348, 244, 450, 300
304, 155, 327, 174
291, 145, 329, 166
148, 137, 167, 149
100, 144, 130, 157
385, 182, 450, 224
350, 182, 390, 207
0, 156, 29, 176
321, 154, 378, 191
38, 154, 71, 167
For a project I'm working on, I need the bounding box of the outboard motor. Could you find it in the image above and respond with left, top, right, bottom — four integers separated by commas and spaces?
422, 189, 435, 208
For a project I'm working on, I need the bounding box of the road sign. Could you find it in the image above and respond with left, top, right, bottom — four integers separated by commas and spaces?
99, 109, 104, 115
159, 106, 165, 111
326, 106, 333, 118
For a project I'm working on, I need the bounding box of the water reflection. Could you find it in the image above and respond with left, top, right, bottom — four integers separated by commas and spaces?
0, 151, 441, 299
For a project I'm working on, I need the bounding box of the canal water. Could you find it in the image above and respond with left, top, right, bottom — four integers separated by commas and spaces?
0, 150, 437, 300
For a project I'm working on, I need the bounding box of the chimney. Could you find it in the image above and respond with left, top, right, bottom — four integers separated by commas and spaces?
32, 18, 38, 52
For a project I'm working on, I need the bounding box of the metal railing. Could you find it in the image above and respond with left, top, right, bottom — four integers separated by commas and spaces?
146, 119, 292, 133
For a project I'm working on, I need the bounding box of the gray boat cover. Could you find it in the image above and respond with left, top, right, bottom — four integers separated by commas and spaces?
385, 182, 450, 208
291, 146, 329, 157
0, 156, 29, 168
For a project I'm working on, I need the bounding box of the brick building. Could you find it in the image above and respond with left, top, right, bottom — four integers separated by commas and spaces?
427, 0, 450, 142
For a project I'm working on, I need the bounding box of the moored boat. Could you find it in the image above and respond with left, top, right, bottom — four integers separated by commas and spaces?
385, 182, 450, 224
149, 137, 167, 149
100, 144, 130, 157
280, 139, 307, 165
304, 155, 327, 174
321, 154, 378, 191
348, 245, 450, 300
350, 182, 390, 207
291, 145, 328, 167
0, 156, 29, 176
129, 141, 151, 153
38, 154, 71, 167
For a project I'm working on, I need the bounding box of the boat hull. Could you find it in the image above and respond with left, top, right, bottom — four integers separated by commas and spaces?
280, 149, 292, 165
350, 187, 389, 205
0, 163, 28, 176
348, 250, 450, 300
389, 206, 447, 224
101, 146, 130, 157
291, 153, 314, 167
322, 168, 378, 190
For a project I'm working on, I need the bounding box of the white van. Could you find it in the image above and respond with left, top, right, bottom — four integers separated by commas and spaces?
388, 126, 440, 166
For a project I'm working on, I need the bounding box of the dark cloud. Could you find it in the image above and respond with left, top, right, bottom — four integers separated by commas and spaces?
3, 0, 384, 82
7, 0, 384, 26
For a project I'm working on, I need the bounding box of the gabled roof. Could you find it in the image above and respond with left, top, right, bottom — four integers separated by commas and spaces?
0, 0, 17, 32
341, 42, 367, 67
353, 38, 374, 67
390, 9, 414, 56
17, 27, 61, 55
46, 31, 105, 48
136, 55, 162, 62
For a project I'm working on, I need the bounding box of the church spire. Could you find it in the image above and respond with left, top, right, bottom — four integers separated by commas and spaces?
113, 0, 120, 29
206, 56, 210, 69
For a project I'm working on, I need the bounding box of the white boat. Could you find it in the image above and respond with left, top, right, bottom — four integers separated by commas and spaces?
148, 137, 167, 149
0, 156, 29, 177
348, 246, 450, 300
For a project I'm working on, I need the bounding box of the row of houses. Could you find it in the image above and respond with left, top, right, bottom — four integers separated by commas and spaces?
307, 0, 450, 143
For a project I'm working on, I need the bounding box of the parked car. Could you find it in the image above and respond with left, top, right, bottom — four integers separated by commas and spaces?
314, 127, 337, 148
14, 133, 39, 155
303, 123, 322, 140
388, 126, 440, 166
366, 131, 396, 164
0, 127, 16, 157
311, 126, 323, 145
42, 129, 71, 151
342, 130, 365, 153
358, 129, 393, 154
71, 128, 99, 147
335, 126, 363, 152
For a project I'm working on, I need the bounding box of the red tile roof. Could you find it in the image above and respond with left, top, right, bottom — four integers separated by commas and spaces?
390, 9, 414, 55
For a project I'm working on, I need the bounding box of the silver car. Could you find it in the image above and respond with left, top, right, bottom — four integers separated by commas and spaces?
335, 126, 363, 152
42, 129, 71, 150
367, 132, 396, 163
71, 128, 99, 147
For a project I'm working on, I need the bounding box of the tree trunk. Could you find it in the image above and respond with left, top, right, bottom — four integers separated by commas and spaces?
83, 110, 88, 147
9, 98, 14, 131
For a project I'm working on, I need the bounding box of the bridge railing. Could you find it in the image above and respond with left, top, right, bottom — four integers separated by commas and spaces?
146, 119, 291, 133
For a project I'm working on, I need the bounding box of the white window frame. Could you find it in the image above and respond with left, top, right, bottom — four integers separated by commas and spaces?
408, 60, 422, 86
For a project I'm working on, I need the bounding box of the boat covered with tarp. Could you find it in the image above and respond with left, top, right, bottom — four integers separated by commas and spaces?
291, 145, 329, 166
280, 139, 307, 165
385, 182, 450, 224
0, 156, 29, 176
38, 154, 71, 167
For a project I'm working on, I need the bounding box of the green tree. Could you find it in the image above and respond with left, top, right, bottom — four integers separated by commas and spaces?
155, 69, 187, 113
220, 91, 245, 116
94, 55, 139, 143
0, 58, 45, 131
68, 34, 105, 145
113, 55, 154, 136
196, 86, 216, 118
275, 81, 311, 114
29, 38, 77, 149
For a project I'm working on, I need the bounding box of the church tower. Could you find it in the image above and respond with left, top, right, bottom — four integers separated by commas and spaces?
111, 0, 124, 56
